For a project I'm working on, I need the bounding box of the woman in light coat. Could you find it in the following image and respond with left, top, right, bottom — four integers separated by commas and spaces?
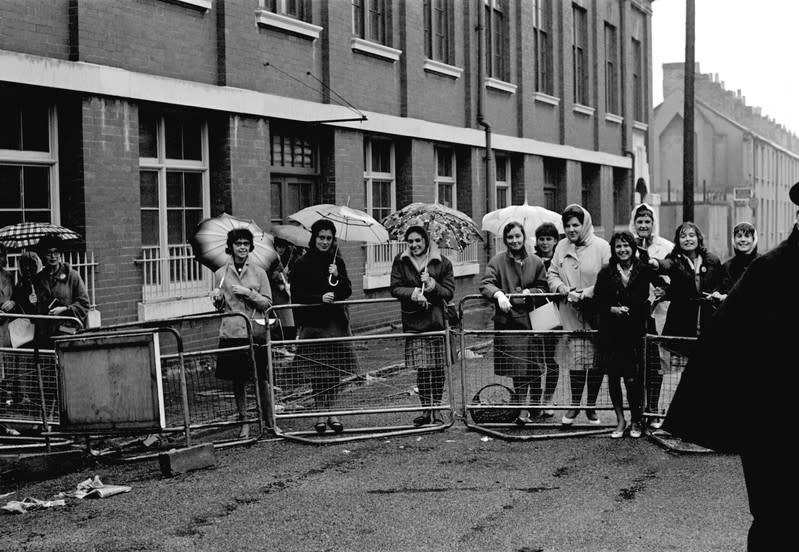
547, 204, 610, 425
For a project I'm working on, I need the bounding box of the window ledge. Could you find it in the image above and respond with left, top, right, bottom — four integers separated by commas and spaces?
138, 296, 212, 321
633, 121, 649, 131
485, 77, 517, 94
165, 0, 212, 11
256, 10, 322, 40
605, 113, 624, 124
533, 91, 560, 106
351, 37, 402, 62
423, 59, 463, 79
573, 104, 595, 117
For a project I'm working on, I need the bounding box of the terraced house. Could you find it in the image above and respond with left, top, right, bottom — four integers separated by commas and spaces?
0, 0, 654, 330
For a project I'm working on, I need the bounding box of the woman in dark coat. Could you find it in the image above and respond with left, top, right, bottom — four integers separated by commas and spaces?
653, 222, 723, 338
663, 186, 799, 551
479, 221, 549, 425
718, 221, 759, 297
594, 231, 654, 439
289, 219, 356, 434
389, 225, 455, 426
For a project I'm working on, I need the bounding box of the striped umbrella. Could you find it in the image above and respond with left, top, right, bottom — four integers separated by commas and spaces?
0, 222, 81, 248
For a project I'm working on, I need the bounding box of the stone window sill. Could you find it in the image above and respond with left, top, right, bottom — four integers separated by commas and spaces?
351, 38, 401, 62
256, 10, 322, 40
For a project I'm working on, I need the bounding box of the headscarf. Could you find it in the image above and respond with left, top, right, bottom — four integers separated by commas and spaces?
402, 225, 435, 273
628, 202, 659, 248
561, 204, 594, 247
731, 221, 758, 256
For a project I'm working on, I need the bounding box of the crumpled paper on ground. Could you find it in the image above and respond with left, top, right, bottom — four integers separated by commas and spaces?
55, 475, 132, 499
2, 475, 131, 514
1, 497, 66, 514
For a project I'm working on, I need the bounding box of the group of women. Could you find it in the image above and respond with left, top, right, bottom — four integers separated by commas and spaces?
0, 237, 90, 407
209, 201, 759, 439
481, 201, 758, 439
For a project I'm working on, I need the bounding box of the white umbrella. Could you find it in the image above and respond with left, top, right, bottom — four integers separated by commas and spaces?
481, 202, 563, 238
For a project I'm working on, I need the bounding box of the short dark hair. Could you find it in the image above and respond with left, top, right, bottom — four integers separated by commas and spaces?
535, 222, 560, 239
36, 236, 63, 255
404, 225, 429, 250
633, 204, 654, 221
225, 228, 255, 254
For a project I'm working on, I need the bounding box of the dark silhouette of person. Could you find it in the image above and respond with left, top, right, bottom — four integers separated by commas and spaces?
663, 182, 799, 551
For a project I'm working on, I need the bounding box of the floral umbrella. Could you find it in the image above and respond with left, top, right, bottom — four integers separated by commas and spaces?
188, 213, 278, 271
381, 202, 483, 251
481, 201, 564, 238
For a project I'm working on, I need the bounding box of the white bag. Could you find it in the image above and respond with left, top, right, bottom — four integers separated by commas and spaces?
8, 317, 36, 348
528, 300, 562, 331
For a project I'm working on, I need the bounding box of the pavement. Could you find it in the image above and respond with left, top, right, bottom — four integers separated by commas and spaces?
0, 424, 750, 552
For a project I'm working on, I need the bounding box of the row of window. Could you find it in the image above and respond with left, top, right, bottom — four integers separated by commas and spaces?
264, 0, 647, 120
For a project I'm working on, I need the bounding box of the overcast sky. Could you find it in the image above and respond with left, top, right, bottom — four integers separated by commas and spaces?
652, 0, 799, 135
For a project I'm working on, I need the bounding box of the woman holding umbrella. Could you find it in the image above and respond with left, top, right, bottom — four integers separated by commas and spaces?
33, 236, 90, 346
210, 228, 273, 439
390, 225, 455, 426
289, 219, 357, 434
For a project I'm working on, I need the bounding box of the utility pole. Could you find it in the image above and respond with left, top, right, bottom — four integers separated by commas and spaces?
682, 0, 695, 222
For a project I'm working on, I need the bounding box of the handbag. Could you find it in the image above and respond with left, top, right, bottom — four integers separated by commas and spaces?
250, 307, 268, 343
9, 317, 36, 348
528, 299, 562, 331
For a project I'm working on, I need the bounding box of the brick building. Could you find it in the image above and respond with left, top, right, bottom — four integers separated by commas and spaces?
0, 0, 654, 330
653, 62, 799, 256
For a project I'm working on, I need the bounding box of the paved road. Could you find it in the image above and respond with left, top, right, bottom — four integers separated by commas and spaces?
1, 426, 749, 552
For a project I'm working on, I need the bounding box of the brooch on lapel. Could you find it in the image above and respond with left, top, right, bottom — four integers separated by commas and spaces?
700, 266, 707, 273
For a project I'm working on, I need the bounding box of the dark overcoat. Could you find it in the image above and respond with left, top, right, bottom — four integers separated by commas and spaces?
658, 252, 723, 337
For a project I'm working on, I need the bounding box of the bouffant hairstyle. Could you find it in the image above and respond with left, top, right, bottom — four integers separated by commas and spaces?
534, 222, 560, 240
309, 219, 337, 251
225, 228, 255, 255
561, 205, 585, 226
670, 221, 708, 258
403, 225, 429, 251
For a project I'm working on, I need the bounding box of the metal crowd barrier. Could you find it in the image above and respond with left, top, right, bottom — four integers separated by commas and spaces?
61, 311, 266, 454
266, 298, 455, 444
643, 333, 711, 453
458, 294, 615, 441
0, 313, 84, 454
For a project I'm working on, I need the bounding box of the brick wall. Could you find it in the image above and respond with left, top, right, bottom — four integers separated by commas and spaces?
0, 0, 71, 60
80, 96, 142, 325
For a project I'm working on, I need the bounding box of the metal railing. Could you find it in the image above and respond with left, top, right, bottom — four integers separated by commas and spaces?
364, 240, 480, 277
137, 244, 213, 302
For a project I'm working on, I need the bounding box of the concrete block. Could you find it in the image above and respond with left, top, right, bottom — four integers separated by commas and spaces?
158, 443, 216, 476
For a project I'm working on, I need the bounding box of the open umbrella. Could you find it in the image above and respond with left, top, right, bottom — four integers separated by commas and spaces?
270, 223, 312, 248
0, 222, 81, 249
481, 201, 564, 237
381, 202, 483, 251
188, 213, 278, 272
288, 204, 389, 245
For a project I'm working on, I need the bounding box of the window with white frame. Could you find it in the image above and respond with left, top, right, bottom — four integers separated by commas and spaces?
263, 0, 306, 20
485, 0, 508, 81
363, 138, 395, 223
423, 0, 453, 64
495, 154, 510, 209
434, 146, 456, 208
604, 22, 619, 115
0, 92, 58, 227
270, 125, 318, 224
138, 109, 209, 298
533, 0, 553, 95
353, 0, 387, 45
572, 3, 589, 106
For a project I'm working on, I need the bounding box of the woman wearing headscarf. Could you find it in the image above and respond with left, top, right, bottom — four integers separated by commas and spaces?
718, 221, 759, 299
628, 202, 674, 428
289, 219, 356, 434
211, 228, 273, 439
480, 221, 549, 424
390, 225, 455, 426
547, 204, 610, 425
0, 244, 15, 348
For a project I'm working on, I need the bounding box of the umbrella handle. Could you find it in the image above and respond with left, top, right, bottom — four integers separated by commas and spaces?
328, 274, 339, 287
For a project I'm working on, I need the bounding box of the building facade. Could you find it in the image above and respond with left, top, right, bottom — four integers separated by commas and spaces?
0, 0, 653, 330
653, 62, 799, 256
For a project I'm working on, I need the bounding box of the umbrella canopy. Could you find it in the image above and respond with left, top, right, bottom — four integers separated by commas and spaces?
189, 213, 278, 272
481, 202, 564, 238
381, 202, 483, 250
288, 204, 389, 244
0, 222, 81, 249
270, 224, 312, 248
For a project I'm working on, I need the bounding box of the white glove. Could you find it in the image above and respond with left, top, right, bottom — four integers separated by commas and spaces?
494, 291, 512, 312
